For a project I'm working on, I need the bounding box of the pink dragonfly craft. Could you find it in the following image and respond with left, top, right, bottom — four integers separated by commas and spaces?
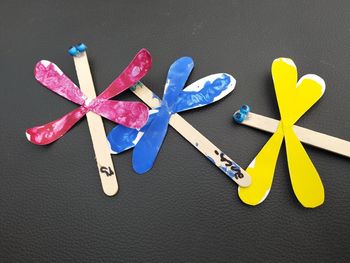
26, 49, 151, 145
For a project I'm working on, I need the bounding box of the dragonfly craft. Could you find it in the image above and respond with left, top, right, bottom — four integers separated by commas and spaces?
108, 56, 249, 183
237, 58, 326, 208
26, 48, 151, 145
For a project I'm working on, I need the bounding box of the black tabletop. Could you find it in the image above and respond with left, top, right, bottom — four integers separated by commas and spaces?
1, 1, 350, 262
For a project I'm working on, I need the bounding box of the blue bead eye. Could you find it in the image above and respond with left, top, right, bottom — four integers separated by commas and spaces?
76, 43, 87, 52
240, 104, 250, 115
233, 111, 246, 123
68, 46, 79, 56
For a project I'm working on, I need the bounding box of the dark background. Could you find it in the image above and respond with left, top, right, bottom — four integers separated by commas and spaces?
1, 1, 350, 262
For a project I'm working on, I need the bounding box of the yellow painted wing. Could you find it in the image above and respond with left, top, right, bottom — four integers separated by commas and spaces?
271, 58, 298, 126
272, 58, 326, 125
273, 58, 326, 208
284, 128, 324, 207
238, 124, 284, 205
239, 58, 326, 207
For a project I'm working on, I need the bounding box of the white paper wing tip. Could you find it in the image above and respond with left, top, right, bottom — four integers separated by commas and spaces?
220, 73, 236, 92
299, 74, 326, 94
39, 60, 63, 75
259, 189, 271, 204
274, 57, 296, 68
54, 64, 63, 75
248, 158, 256, 168
132, 131, 144, 145
182, 75, 209, 92
228, 74, 236, 90
149, 109, 159, 115
40, 60, 51, 67
163, 79, 170, 92
25, 132, 31, 141
237, 187, 270, 205
107, 140, 118, 154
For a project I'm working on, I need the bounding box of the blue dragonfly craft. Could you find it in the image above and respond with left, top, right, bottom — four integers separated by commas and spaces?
108, 57, 247, 180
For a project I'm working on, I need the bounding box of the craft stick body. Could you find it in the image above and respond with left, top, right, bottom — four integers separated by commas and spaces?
129, 82, 251, 187
238, 58, 326, 208
73, 51, 118, 196
238, 112, 350, 158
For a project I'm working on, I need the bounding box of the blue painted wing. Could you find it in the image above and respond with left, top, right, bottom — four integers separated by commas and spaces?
162, 57, 194, 110
174, 73, 235, 113
132, 107, 171, 174
107, 110, 157, 154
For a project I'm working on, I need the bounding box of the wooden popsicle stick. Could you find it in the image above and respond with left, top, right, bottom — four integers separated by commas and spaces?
73, 51, 118, 196
240, 112, 350, 158
131, 82, 251, 187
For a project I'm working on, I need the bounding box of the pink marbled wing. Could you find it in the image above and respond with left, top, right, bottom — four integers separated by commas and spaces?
26, 107, 88, 145
35, 60, 86, 105
91, 100, 149, 129
26, 49, 152, 145
99, 48, 152, 99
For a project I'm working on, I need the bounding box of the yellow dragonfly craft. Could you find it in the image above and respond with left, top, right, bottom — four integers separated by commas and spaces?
237, 58, 325, 208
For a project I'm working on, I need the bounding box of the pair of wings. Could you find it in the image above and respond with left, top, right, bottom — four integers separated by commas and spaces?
26, 49, 152, 145
238, 58, 326, 208
108, 57, 236, 174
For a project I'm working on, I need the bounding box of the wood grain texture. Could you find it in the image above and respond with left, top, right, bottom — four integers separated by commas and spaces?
73, 52, 118, 196
241, 112, 350, 158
